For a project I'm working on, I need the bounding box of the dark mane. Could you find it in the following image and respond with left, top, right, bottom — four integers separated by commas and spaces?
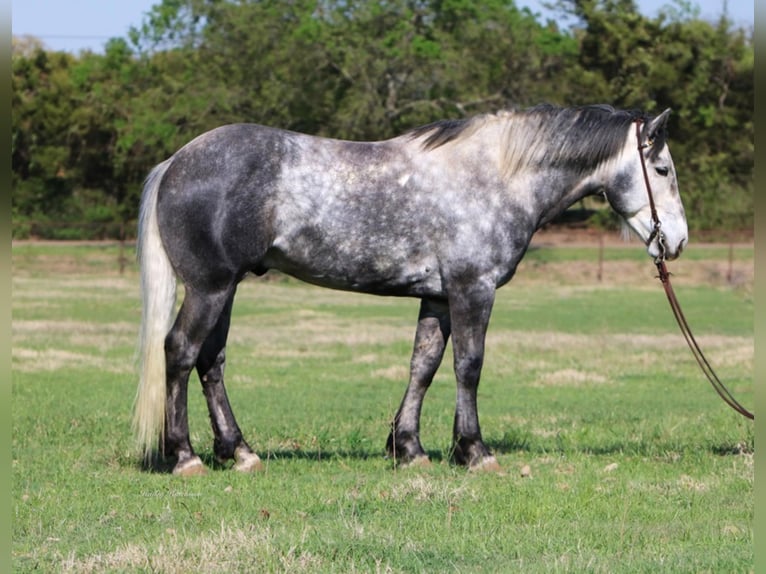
407, 118, 475, 150
519, 104, 651, 171
409, 104, 658, 174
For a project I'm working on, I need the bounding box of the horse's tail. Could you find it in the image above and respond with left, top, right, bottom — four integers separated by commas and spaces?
133, 159, 176, 460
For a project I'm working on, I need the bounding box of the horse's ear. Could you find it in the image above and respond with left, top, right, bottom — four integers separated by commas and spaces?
641, 108, 671, 147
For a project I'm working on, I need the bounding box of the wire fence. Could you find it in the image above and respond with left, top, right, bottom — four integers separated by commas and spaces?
12, 220, 138, 242
12, 220, 753, 281
12, 220, 137, 275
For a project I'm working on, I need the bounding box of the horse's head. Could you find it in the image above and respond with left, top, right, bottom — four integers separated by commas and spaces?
606, 109, 688, 261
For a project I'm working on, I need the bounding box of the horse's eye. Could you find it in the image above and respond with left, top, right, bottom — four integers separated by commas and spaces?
655, 166, 669, 177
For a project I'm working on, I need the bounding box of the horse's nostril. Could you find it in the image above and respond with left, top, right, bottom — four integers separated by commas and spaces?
677, 239, 686, 255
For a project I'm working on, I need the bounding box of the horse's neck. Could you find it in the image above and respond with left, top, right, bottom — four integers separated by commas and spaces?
525, 167, 604, 229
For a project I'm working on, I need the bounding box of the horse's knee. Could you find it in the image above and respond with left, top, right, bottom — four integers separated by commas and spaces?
454, 353, 483, 385
410, 335, 448, 381
410, 348, 443, 381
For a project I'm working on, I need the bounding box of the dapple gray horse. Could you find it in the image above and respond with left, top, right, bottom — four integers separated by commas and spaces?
134, 104, 688, 475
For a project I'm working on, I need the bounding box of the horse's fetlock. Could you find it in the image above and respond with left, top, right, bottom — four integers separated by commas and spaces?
386, 430, 426, 463
213, 434, 243, 462
452, 435, 491, 467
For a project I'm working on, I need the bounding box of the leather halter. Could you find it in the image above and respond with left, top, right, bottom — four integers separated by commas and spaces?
634, 120, 754, 420
634, 122, 666, 263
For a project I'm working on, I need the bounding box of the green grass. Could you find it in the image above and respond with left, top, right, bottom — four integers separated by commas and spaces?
12, 242, 753, 572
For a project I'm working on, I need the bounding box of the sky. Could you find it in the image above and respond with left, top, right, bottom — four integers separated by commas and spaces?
12, 0, 754, 55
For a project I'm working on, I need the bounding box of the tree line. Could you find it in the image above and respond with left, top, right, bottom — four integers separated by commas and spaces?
12, 0, 753, 239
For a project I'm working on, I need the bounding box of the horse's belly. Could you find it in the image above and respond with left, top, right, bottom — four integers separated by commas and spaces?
262, 241, 443, 297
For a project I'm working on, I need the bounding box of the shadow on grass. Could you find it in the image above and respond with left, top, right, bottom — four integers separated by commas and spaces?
135, 433, 751, 473
710, 440, 753, 456
139, 452, 178, 474
137, 447, 447, 474
484, 431, 754, 458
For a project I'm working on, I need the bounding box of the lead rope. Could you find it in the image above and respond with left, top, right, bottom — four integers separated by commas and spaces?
635, 121, 754, 420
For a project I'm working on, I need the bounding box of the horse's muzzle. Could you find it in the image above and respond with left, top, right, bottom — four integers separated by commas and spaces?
647, 233, 686, 262
664, 238, 687, 261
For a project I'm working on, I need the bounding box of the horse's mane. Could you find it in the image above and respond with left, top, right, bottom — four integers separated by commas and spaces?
408, 117, 478, 150
410, 104, 657, 176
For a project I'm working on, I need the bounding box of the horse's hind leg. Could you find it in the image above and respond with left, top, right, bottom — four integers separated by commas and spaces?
196, 291, 262, 473
163, 285, 235, 475
386, 298, 451, 466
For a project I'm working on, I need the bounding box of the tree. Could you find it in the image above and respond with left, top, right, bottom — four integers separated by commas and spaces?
12, 48, 80, 232
551, 0, 753, 230
11, 0, 753, 237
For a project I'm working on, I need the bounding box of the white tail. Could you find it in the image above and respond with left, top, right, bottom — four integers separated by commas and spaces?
133, 159, 177, 459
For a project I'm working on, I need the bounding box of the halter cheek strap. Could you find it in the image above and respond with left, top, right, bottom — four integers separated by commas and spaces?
634, 121, 666, 263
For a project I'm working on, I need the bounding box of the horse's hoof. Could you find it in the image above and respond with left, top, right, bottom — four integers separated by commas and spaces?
173, 456, 207, 476
469, 456, 501, 473
233, 448, 263, 473
399, 455, 431, 469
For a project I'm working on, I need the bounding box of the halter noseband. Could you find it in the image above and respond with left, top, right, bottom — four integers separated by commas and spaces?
634, 120, 666, 264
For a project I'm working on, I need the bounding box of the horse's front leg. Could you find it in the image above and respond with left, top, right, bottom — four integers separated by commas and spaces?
386, 298, 451, 466
448, 278, 499, 470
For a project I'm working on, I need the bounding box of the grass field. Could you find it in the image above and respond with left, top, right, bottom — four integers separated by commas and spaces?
12, 240, 753, 572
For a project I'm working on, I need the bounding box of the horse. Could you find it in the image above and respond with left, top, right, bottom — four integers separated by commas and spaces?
134, 104, 688, 476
